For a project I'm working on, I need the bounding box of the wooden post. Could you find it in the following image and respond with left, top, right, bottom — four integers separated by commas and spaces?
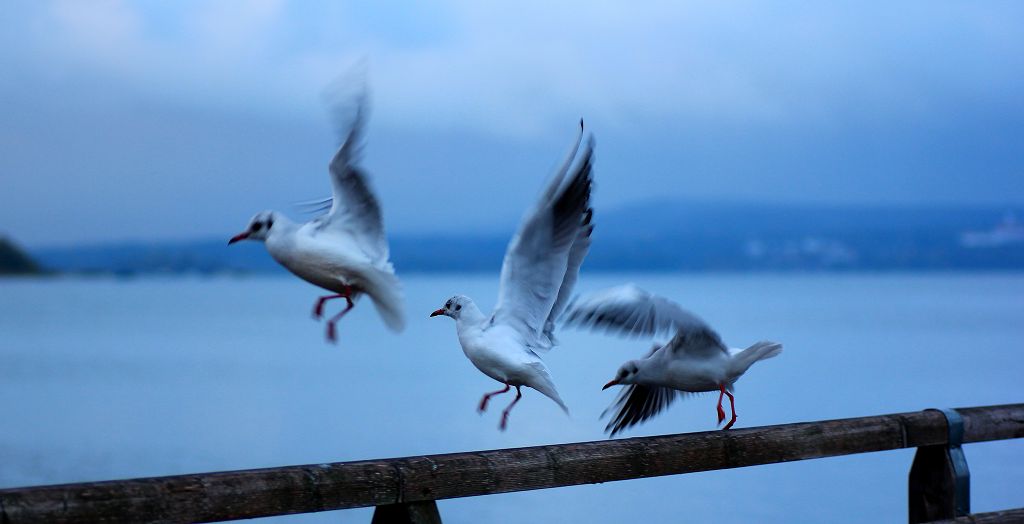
371, 501, 442, 524
909, 408, 970, 523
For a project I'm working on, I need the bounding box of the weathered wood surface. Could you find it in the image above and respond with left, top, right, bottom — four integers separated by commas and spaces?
926, 507, 1024, 523
1, 404, 1022, 523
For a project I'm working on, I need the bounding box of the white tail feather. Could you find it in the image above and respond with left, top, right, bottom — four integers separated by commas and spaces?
527, 363, 570, 414
358, 266, 406, 332
729, 341, 782, 376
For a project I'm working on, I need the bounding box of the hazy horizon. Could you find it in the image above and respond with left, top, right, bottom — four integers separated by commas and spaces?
3, 1, 1023, 246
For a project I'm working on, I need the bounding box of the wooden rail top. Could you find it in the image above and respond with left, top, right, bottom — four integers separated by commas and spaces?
1, 403, 1022, 523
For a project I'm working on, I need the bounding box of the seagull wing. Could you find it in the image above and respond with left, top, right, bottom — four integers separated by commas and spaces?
314, 91, 389, 264
602, 383, 682, 437
563, 284, 721, 342
542, 208, 594, 347
665, 324, 728, 359
491, 132, 594, 350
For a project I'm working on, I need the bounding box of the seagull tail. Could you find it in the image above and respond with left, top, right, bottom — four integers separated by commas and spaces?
729, 341, 783, 377
360, 266, 406, 332
527, 363, 570, 415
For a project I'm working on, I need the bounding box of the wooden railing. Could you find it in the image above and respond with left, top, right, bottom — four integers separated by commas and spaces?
1, 403, 1022, 523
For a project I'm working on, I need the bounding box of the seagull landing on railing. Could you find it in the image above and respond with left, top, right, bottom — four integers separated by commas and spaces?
563, 284, 782, 436
228, 90, 405, 343
430, 121, 594, 431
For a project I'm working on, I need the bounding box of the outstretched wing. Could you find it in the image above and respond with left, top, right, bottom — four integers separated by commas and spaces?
491, 131, 594, 350
542, 208, 594, 347
314, 91, 389, 264
563, 284, 717, 338
602, 383, 681, 437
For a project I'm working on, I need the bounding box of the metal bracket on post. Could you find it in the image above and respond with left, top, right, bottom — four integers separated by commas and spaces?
938, 408, 971, 517
908, 408, 971, 523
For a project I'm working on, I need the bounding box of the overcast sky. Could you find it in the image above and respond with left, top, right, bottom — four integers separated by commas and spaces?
2, 1, 1022, 246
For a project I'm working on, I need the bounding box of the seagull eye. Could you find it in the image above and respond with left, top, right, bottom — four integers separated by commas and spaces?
250, 222, 261, 232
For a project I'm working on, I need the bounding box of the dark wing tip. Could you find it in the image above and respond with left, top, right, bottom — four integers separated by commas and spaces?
551, 141, 594, 226
603, 383, 676, 437
579, 118, 584, 131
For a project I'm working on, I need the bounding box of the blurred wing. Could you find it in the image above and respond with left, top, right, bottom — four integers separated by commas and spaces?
665, 325, 728, 359
542, 208, 594, 346
492, 133, 594, 349
602, 383, 681, 437
563, 284, 717, 341
315, 91, 389, 263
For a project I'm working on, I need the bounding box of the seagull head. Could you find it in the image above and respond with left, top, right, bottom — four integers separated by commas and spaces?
229, 211, 279, 244
603, 360, 642, 390
430, 295, 473, 320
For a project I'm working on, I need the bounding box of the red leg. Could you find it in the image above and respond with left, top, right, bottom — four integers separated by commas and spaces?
498, 386, 523, 431
312, 293, 345, 319
478, 383, 511, 413
716, 385, 727, 424
722, 388, 737, 430
324, 292, 355, 343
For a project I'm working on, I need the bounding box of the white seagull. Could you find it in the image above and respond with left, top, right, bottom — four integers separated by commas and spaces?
430, 123, 594, 431
563, 284, 782, 436
229, 93, 405, 342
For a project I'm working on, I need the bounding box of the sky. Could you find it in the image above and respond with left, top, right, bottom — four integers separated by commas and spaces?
1, 0, 1023, 246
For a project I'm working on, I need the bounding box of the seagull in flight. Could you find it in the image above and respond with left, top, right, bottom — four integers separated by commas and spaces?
430, 123, 594, 430
229, 92, 405, 342
564, 284, 782, 436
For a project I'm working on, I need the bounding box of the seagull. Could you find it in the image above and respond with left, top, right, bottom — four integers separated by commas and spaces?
563, 284, 782, 436
228, 92, 405, 342
430, 123, 594, 431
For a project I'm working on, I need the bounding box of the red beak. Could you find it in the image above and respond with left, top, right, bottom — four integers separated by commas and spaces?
429, 308, 445, 318
602, 379, 620, 390
228, 232, 250, 245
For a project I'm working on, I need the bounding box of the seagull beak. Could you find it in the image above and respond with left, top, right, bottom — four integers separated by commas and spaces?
602, 379, 620, 390
429, 308, 445, 318
228, 232, 250, 245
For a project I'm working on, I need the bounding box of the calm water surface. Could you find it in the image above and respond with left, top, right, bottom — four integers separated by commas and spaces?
1, 273, 1022, 522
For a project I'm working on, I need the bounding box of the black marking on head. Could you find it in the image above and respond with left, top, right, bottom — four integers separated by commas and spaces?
455, 304, 462, 311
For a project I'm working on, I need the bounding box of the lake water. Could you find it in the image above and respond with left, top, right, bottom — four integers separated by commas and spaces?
1, 273, 1021, 522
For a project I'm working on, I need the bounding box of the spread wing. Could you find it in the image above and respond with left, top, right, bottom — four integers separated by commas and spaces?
563, 284, 711, 336
314, 91, 389, 264
491, 131, 594, 350
602, 383, 681, 437
542, 208, 594, 347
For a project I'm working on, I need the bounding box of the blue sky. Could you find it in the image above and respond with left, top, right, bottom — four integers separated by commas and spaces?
1, 1, 1022, 246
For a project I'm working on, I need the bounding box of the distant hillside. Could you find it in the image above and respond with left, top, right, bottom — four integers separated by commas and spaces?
31, 201, 1024, 274
0, 236, 43, 274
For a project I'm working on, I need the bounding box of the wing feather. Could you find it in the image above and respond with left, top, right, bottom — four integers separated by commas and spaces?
542, 208, 594, 347
315, 91, 389, 264
602, 383, 681, 437
564, 284, 719, 341
491, 134, 595, 349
